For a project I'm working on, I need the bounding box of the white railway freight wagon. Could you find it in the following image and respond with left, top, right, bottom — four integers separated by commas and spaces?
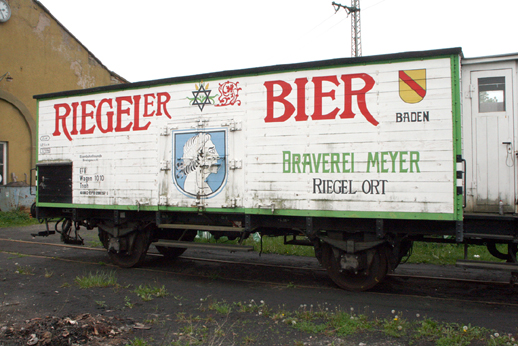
33, 48, 518, 290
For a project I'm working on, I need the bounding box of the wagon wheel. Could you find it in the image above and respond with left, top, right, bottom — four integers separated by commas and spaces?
487, 242, 518, 262
322, 242, 388, 291
108, 231, 150, 268
155, 230, 197, 260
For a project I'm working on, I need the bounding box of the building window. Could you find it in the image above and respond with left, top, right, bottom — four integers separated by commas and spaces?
478, 76, 505, 112
0, 142, 6, 185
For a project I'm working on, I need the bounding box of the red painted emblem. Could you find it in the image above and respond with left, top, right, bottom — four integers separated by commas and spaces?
216, 81, 241, 107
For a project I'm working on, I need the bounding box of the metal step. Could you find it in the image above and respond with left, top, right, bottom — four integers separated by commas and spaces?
153, 239, 254, 252
456, 259, 518, 272
464, 213, 518, 221
158, 224, 244, 232
284, 239, 313, 246
463, 233, 516, 241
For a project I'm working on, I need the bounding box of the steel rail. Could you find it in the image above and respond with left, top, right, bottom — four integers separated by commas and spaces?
0, 238, 512, 287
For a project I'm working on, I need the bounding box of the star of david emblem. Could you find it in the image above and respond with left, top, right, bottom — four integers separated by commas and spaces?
191, 84, 213, 111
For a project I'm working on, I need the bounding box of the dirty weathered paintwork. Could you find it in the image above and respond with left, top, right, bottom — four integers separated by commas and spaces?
36, 51, 462, 221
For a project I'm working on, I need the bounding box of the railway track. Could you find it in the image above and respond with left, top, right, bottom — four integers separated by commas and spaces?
0, 237, 513, 289
3, 235, 518, 343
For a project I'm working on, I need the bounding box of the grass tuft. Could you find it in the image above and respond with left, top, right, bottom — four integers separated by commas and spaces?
14, 264, 34, 275
74, 270, 118, 288
133, 284, 169, 301
0, 210, 39, 228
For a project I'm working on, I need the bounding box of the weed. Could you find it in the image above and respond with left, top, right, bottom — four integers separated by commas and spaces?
143, 316, 160, 325
408, 242, 504, 265
175, 312, 187, 322
180, 323, 195, 335
208, 299, 232, 314
434, 323, 487, 346
15, 265, 34, 275
124, 296, 134, 309
133, 284, 169, 301
7, 253, 27, 259
44, 268, 53, 278
242, 335, 256, 344
195, 233, 315, 257
125, 337, 153, 346
95, 300, 107, 309
74, 270, 117, 288
330, 312, 373, 336
486, 332, 518, 346
0, 210, 39, 228
195, 232, 502, 265
88, 240, 103, 248
233, 299, 264, 313
293, 320, 328, 334
382, 312, 409, 338
270, 311, 289, 322
413, 318, 441, 343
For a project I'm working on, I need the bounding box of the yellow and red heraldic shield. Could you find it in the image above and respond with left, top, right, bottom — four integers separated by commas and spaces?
399, 69, 426, 104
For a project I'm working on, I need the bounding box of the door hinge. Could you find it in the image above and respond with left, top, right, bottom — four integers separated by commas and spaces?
468, 84, 476, 99
160, 125, 177, 136
222, 120, 242, 131
229, 159, 242, 170
222, 198, 241, 208
195, 119, 209, 128
160, 160, 171, 171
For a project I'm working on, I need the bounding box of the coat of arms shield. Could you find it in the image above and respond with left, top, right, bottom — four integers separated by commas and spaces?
399, 69, 427, 104
173, 129, 227, 198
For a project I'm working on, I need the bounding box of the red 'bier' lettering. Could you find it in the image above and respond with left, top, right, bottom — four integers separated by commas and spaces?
264, 73, 378, 126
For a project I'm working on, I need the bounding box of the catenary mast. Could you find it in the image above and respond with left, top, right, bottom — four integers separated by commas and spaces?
332, 1, 361, 57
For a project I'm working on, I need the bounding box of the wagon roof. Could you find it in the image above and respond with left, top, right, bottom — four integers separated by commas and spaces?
34, 47, 462, 101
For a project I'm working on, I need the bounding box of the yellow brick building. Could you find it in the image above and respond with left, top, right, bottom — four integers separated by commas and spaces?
0, 0, 126, 189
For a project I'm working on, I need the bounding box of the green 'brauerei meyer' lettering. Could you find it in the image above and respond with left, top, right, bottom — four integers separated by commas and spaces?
366, 151, 420, 173
283, 151, 355, 173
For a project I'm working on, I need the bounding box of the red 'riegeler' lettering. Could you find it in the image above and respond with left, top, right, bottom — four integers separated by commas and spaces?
143, 94, 155, 117
80, 100, 96, 134
71, 102, 79, 135
115, 96, 133, 132
53, 103, 72, 141
52, 92, 172, 141
156, 92, 172, 119
96, 99, 114, 133
133, 95, 151, 131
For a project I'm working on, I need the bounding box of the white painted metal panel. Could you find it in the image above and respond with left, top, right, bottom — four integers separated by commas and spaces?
37, 56, 456, 218
243, 59, 455, 215
469, 69, 515, 213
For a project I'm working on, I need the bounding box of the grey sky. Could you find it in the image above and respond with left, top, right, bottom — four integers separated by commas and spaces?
41, 0, 518, 83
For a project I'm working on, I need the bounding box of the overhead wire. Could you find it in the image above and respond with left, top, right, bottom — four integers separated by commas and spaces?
362, 0, 389, 11
303, 12, 337, 36
315, 0, 391, 47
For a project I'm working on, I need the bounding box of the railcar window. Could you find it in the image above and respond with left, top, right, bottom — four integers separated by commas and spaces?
478, 76, 505, 112
0, 142, 5, 185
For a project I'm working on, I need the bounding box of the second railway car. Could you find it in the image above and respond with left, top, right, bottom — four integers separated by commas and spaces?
33, 48, 518, 291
